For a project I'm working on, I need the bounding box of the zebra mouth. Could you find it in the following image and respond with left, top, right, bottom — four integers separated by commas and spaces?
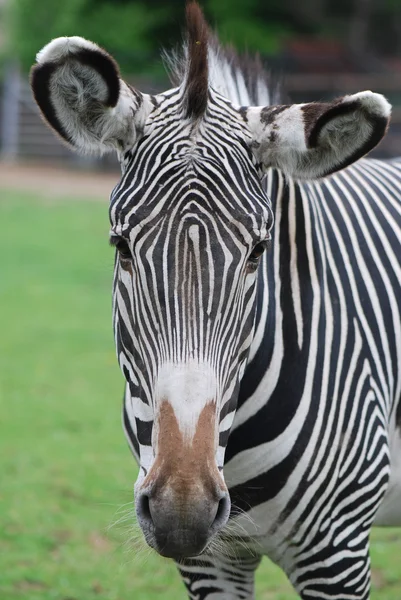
149, 528, 210, 560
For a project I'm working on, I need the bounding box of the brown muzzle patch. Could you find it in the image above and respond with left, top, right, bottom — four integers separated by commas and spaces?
142, 400, 226, 508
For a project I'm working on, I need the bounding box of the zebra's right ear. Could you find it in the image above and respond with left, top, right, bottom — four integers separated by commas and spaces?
30, 37, 153, 155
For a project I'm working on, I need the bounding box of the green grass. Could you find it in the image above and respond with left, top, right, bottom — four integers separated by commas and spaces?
0, 189, 400, 599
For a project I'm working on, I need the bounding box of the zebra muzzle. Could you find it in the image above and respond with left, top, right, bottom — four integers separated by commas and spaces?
136, 486, 231, 559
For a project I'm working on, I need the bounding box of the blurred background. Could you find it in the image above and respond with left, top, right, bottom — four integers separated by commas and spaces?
1, 0, 401, 166
0, 1, 401, 599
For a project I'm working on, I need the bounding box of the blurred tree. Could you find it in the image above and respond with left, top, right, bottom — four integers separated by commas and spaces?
206, 0, 294, 54
7, 0, 297, 73
7, 0, 168, 73
372, 0, 401, 56
347, 0, 373, 57
5, 0, 401, 75
290, 0, 326, 32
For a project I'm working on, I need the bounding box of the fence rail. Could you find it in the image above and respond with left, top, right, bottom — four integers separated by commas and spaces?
0, 64, 118, 170
286, 74, 401, 94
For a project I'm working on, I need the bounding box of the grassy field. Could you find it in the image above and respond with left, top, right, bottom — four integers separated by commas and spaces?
1, 189, 400, 599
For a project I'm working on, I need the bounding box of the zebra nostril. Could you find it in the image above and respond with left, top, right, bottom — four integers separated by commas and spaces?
137, 493, 152, 525
211, 493, 231, 530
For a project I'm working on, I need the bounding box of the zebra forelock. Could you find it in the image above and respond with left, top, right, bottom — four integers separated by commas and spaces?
183, 1, 209, 119
167, 1, 278, 119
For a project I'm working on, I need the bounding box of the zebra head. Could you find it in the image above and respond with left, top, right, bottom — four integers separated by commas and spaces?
31, 2, 390, 560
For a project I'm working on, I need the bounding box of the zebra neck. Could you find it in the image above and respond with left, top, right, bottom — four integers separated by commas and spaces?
231, 169, 318, 454
252, 168, 310, 357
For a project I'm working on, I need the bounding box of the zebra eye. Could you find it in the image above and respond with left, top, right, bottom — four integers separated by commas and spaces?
248, 241, 267, 263
111, 236, 132, 261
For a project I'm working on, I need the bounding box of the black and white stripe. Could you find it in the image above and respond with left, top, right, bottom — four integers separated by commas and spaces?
30, 5, 400, 598
114, 72, 400, 597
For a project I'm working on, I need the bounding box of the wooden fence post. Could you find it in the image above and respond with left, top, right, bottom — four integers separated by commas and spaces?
1, 62, 21, 161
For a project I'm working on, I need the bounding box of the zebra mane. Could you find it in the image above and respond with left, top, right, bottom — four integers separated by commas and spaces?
184, 2, 209, 118
206, 44, 280, 107
164, 1, 280, 115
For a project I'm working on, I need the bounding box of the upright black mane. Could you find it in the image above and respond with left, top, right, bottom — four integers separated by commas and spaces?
176, 2, 280, 111
184, 2, 209, 119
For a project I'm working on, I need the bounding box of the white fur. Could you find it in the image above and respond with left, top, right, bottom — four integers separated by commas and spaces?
34, 36, 154, 155
345, 91, 392, 119
374, 428, 401, 525
154, 361, 218, 442
247, 103, 308, 175
36, 36, 101, 64
246, 92, 391, 180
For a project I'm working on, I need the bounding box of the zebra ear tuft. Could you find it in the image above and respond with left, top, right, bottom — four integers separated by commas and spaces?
31, 36, 152, 155
246, 92, 391, 180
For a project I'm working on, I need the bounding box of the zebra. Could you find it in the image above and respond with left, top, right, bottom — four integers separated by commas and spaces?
30, 2, 401, 598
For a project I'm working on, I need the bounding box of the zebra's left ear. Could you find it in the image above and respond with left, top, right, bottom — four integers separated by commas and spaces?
246, 92, 391, 179
31, 36, 153, 155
